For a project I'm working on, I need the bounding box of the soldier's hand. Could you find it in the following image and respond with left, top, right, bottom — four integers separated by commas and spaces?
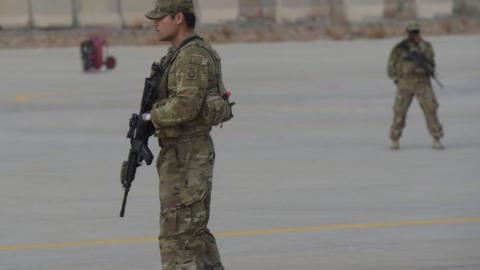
150, 101, 167, 129
120, 161, 128, 188
136, 120, 155, 139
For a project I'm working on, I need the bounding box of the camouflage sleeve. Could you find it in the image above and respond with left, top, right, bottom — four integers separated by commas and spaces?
425, 42, 436, 71
387, 46, 400, 80
150, 53, 209, 127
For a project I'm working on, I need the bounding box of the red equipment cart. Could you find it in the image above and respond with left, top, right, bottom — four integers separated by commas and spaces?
80, 36, 116, 72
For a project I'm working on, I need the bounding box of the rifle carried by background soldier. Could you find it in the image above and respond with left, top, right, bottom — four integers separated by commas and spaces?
400, 43, 444, 88
119, 63, 164, 217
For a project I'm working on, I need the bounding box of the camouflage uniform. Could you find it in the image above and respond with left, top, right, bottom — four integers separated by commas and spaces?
387, 28, 444, 144
146, 1, 225, 269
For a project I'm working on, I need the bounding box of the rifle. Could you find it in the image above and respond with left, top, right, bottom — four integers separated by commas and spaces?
401, 43, 444, 88
120, 63, 164, 217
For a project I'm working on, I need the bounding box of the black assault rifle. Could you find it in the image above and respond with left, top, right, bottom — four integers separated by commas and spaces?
401, 43, 444, 88
120, 63, 163, 217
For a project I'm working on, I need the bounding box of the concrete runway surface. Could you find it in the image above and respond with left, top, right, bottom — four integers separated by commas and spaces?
1, 35, 479, 270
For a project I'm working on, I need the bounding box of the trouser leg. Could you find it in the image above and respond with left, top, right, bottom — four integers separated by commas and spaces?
390, 87, 414, 141
416, 84, 444, 140
202, 189, 223, 270
158, 203, 208, 270
157, 137, 224, 270
158, 195, 224, 270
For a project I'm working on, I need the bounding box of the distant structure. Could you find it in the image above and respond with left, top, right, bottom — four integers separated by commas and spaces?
237, 0, 476, 24
309, 0, 348, 23
193, 0, 200, 23
309, 0, 329, 21
329, 0, 348, 24
452, 0, 480, 17
238, 0, 276, 21
2, 0, 480, 30
384, 0, 417, 21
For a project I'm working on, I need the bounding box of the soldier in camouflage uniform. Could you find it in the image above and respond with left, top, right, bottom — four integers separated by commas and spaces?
145, 0, 226, 269
388, 21, 444, 150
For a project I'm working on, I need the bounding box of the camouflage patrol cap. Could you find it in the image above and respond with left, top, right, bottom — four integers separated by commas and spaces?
145, 0, 195, 20
406, 21, 421, 32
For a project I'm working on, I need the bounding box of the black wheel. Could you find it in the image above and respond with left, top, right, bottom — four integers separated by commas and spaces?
105, 56, 116, 69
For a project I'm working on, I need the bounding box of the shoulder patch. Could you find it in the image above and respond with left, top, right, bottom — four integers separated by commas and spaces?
186, 66, 198, 80
189, 53, 208, 66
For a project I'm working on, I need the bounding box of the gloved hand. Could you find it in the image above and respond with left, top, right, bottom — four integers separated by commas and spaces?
120, 161, 128, 188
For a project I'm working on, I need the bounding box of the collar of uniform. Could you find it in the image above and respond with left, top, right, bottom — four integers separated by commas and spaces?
176, 32, 202, 50
405, 38, 424, 48
165, 32, 202, 66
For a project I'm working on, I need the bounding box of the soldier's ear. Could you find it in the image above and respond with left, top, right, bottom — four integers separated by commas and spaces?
174, 12, 185, 25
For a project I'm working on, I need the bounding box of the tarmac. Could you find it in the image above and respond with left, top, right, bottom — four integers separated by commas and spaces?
0, 35, 479, 270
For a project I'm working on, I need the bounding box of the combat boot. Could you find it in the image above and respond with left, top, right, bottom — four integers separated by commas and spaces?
432, 139, 444, 150
390, 140, 400, 150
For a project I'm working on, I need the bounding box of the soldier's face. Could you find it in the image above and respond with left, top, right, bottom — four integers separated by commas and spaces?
408, 30, 421, 43
153, 15, 179, 42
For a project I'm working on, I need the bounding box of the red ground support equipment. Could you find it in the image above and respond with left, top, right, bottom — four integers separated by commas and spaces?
80, 36, 116, 72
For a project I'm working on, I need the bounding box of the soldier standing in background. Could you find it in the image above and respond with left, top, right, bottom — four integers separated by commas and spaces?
387, 21, 444, 150
143, 0, 232, 269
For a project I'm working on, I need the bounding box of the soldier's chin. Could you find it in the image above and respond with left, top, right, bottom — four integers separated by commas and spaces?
157, 34, 172, 43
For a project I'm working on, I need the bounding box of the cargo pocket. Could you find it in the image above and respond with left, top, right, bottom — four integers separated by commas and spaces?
160, 207, 177, 237
176, 205, 193, 234
176, 200, 208, 235
201, 95, 229, 126
183, 148, 213, 197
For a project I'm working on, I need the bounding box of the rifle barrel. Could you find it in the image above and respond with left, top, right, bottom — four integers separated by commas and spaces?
119, 188, 130, 217
433, 76, 444, 88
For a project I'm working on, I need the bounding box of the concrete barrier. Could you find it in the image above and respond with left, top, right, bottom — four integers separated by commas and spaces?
278, 0, 314, 22
0, 0, 29, 29
31, 0, 73, 28
384, 0, 417, 20
201, 0, 238, 24
418, 0, 452, 18
76, 0, 121, 27
119, 0, 152, 28
345, 0, 383, 22
119, 0, 204, 27
453, 0, 480, 17
0, 0, 459, 30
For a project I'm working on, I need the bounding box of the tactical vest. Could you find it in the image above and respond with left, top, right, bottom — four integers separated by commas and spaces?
153, 35, 232, 140
394, 40, 431, 80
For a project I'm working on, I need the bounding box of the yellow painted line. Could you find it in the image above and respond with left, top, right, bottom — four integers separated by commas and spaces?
1, 217, 479, 252
215, 217, 480, 238
14, 92, 48, 103
13, 90, 79, 103
15, 95, 28, 102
